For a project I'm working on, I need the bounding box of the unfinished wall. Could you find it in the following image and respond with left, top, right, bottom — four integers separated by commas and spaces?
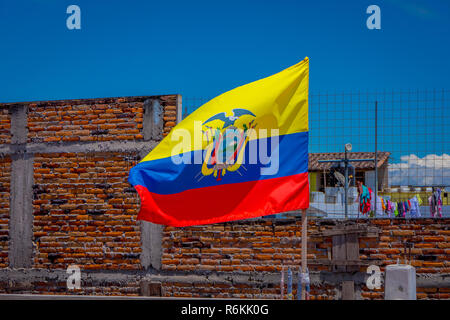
0, 95, 180, 272
1, 217, 447, 299
161, 218, 450, 299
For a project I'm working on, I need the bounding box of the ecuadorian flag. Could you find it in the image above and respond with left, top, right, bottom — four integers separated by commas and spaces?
129, 57, 309, 227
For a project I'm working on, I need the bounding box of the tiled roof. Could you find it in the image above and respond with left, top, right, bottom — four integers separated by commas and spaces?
308, 152, 390, 171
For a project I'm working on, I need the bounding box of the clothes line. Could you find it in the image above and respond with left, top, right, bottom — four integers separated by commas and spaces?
357, 183, 444, 218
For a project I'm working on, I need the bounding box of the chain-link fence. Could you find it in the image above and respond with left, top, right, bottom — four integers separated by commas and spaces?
183, 89, 450, 219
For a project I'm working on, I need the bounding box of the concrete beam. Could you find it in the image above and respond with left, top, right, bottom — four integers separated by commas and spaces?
0, 268, 448, 292
0, 140, 158, 157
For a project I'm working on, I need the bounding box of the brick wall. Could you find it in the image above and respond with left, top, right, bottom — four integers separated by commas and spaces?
161, 218, 450, 300
0, 156, 11, 267
0, 94, 179, 275
161, 281, 337, 300
26, 96, 177, 143
0, 108, 10, 144
27, 99, 144, 143
32, 152, 141, 270
1, 217, 448, 298
0, 274, 141, 296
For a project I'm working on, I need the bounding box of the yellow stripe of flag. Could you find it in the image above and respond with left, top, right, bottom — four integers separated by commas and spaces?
143, 57, 309, 162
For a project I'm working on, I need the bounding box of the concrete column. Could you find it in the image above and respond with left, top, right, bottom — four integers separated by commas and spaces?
176, 94, 182, 124
143, 98, 163, 141
8, 105, 34, 268
139, 98, 165, 270
9, 153, 34, 268
10, 104, 28, 145
140, 221, 162, 270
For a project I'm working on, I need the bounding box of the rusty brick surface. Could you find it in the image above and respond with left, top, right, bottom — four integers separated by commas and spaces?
19, 95, 177, 143
162, 218, 450, 300
32, 152, 142, 270
0, 156, 11, 267
0, 108, 10, 145
27, 101, 144, 143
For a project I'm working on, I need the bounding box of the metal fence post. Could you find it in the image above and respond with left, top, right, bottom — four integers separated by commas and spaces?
374, 100, 378, 217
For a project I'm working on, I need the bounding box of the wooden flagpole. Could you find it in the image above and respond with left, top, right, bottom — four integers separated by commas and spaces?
301, 209, 307, 300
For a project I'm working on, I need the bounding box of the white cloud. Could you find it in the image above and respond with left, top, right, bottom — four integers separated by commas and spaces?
389, 153, 450, 187
388, 0, 438, 20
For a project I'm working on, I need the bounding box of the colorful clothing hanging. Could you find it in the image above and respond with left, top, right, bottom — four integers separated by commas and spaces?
385, 200, 390, 217
410, 196, 421, 218
403, 201, 408, 217
375, 196, 384, 216
415, 194, 423, 206
429, 189, 443, 218
359, 185, 372, 215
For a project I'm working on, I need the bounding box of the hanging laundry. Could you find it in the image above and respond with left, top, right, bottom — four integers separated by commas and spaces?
415, 194, 423, 206
409, 196, 421, 218
403, 201, 408, 217
429, 195, 435, 217
436, 189, 443, 218
387, 200, 394, 217
376, 196, 384, 216
397, 202, 404, 217
381, 198, 386, 211
358, 183, 372, 215
370, 190, 374, 214
384, 199, 389, 217
438, 199, 443, 217
392, 201, 396, 216
393, 202, 399, 217
429, 189, 443, 218
387, 200, 392, 217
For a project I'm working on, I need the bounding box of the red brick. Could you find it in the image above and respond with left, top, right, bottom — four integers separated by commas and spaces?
371, 219, 391, 226
255, 254, 272, 260
422, 261, 444, 268
415, 243, 435, 248
378, 249, 401, 255
391, 230, 414, 236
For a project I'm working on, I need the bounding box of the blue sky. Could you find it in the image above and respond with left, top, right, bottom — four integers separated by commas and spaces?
1, 0, 449, 103
0, 0, 449, 185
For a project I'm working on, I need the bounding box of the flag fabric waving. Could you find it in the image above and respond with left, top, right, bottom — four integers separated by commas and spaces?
128, 57, 310, 227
